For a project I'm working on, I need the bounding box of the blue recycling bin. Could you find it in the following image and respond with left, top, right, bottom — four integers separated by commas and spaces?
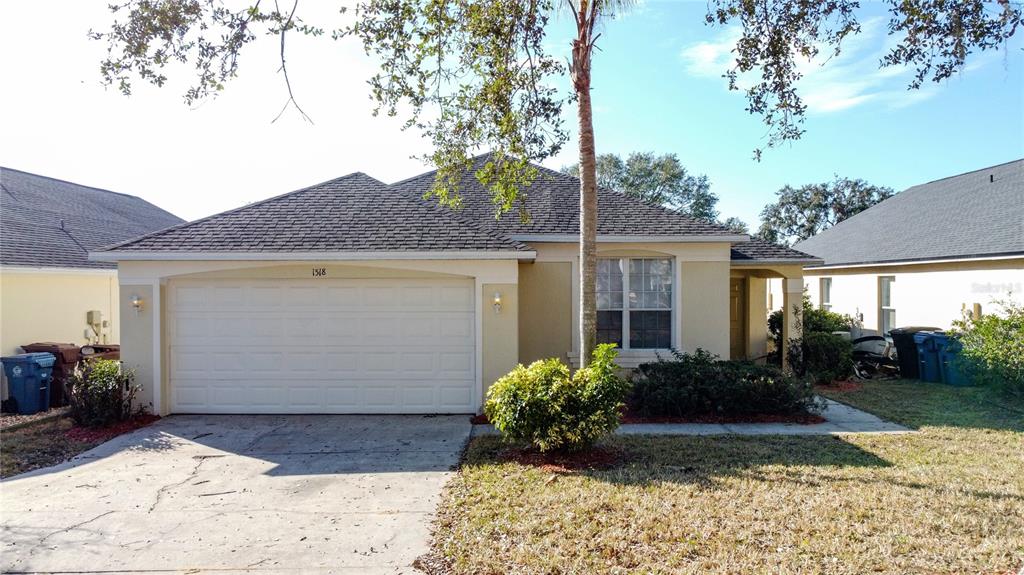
934, 335, 972, 386
1, 352, 56, 414
913, 332, 943, 383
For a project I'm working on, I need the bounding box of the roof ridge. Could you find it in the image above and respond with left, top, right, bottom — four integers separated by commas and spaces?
0, 166, 146, 201
903, 157, 1024, 190
98, 172, 379, 252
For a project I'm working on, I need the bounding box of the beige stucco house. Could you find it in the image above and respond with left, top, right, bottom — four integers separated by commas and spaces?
92, 157, 818, 415
782, 159, 1023, 334
0, 167, 183, 395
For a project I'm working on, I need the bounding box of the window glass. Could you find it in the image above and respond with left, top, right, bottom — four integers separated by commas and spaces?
879, 276, 896, 333
820, 278, 832, 311
595, 257, 673, 350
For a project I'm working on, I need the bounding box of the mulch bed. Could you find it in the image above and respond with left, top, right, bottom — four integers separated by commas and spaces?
817, 380, 864, 393
497, 445, 626, 473
64, 414, 161, 443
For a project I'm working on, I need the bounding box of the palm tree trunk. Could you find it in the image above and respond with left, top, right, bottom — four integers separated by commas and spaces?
572, 0, 598, 365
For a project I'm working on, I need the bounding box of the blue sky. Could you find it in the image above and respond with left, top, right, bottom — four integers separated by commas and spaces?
549, 2, 1024, 228
1, 1, 1021, 229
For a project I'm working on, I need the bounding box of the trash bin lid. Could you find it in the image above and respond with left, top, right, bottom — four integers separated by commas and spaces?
1, 352, 56, 366
890, 326, 943, 335
22, 343, 81, 363
912, 332, 936, 344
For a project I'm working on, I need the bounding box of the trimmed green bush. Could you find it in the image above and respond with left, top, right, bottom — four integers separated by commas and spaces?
67, 359, 141, 428
802, 332, 854, 384
768, 293, 856, 365
484, 344, 629, 452
629, 349, 822, 418
951, 300, 1024, 397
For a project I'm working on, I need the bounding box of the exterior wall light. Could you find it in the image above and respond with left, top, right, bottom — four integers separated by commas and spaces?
492, 292, 502, 314
131, 294, 144, 314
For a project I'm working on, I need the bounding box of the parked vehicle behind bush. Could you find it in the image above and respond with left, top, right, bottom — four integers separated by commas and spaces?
629, 349, 822, 418
66, 359, 140, 428
485, 344, 629, 452
951, 299, 1024, 397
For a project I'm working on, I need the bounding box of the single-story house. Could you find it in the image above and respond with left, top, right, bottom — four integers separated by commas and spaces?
92, 156, 819, 415
783, 159, 1023, 334
0, 167, 184, 355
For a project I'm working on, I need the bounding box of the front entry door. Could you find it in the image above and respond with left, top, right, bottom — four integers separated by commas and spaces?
729, 278, 747, 360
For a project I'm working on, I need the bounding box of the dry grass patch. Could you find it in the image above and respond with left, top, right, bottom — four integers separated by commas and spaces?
431, 381, 1023, 574
0, 417, 105, 478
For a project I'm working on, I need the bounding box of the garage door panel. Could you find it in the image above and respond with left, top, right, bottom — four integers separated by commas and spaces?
168, 277, 476, 413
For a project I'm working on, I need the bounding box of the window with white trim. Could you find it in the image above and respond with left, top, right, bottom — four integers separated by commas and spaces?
879, 276, 896, 334
820, 277, 832, 311
596, 257, 673, 349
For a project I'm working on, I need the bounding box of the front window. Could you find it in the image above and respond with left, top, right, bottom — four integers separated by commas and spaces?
820, 277, 832, 311
597, 258, 673, 349
879, 276, 895, 334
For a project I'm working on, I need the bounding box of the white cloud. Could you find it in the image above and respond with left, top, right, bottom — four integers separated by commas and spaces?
679, 17, 987, 115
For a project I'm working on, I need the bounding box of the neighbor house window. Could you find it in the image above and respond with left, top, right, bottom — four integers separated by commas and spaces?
820, 278, 832, 311
596, 258, 673, 349
879, 276, 896, 334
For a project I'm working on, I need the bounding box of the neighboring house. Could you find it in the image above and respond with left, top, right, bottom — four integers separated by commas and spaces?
786, 159, 1023, 334
92, 156, 818, 415
0, 167, 184, 360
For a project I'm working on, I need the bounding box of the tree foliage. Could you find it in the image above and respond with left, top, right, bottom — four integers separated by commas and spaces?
707, 0, 1021, 158
563, 152, 718, 219
757, 177, 894, 245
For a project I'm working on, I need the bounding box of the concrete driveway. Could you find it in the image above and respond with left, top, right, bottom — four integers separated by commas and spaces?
1, 414, 472, 574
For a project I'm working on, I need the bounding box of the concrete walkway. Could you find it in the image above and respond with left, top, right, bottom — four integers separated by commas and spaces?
474, 399, 911, 437
1, 414, 472, 574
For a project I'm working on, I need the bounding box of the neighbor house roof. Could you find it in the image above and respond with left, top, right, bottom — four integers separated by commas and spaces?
103, 172, 530, 255
794, 159, 1024, 267
93, 156, 816, 264
0, 167, 185, 269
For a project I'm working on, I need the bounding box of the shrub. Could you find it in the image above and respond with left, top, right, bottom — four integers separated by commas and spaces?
66, 359, 141, 428
484, 344, 629, 452
768, 293, 855, 365
951, 300, 1024, 397
802, 332, 854, 384
629, 349, 822, 418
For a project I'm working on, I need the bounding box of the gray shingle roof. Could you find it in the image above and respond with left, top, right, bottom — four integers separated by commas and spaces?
794, 159, 1024, 267
107, 173, 528, 253
1, 167, 184, 269
390, 155, 743, 237
731, 239, 821, 263
95, 155, 810, 263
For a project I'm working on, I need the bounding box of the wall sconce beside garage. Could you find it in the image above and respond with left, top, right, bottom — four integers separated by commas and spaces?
131, 294, 144, 314
492, 292, 502, 314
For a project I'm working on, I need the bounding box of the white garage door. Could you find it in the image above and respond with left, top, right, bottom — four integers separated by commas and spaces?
167, 277, 476, 414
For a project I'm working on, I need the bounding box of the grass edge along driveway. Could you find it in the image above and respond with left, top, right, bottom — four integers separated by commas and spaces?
429, 380, 1024, 574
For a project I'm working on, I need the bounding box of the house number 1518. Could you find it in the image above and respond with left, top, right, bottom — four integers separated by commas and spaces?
312, 268, 327, 277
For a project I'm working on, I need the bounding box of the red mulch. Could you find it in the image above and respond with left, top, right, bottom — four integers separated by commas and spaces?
498, 445, 624, 473
817, 379, 864, 393
64, 414, 161, 443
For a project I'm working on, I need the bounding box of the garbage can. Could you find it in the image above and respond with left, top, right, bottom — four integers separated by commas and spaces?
20, 343, 80, 407
934, 335, 972, 386
890, 326, 942, 379
0, 353, 56, 415
913, 332, 943, 383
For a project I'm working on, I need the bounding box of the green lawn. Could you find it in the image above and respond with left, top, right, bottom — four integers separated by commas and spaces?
430, 380, 1024, 574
